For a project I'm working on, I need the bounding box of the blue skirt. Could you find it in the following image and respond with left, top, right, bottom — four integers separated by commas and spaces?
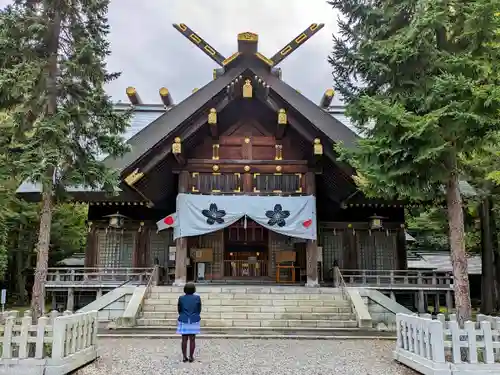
177, 320, 201, 335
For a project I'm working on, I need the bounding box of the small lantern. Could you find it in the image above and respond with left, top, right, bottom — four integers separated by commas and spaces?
104, 212, 128, 229
369, 214, 385, 230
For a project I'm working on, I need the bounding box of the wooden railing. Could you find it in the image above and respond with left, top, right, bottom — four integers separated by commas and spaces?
46, 267, 154, 286
341, 269, 453, 290
223, 260, 268, 278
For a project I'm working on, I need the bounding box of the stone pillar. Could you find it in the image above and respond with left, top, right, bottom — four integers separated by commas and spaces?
305, 172, 319, 287
434, 293, 440, 313
174, 171, 190, 286
67, 288, 75, 312
418, 289, 425, 313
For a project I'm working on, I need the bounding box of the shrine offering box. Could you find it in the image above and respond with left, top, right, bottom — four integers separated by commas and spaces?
276, 251, 296, 263
192, 248, 213, 262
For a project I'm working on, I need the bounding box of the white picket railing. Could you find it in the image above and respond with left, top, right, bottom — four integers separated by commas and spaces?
0, 310, 98, 375
394, 313, 500, 375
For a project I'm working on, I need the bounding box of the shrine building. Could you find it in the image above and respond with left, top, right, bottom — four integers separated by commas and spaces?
17, 24, 407, 287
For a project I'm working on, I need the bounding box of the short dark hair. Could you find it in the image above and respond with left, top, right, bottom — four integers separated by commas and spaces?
184, 282, 196, 295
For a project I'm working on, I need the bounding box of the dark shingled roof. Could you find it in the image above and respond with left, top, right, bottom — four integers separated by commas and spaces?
104, 65, 248, 171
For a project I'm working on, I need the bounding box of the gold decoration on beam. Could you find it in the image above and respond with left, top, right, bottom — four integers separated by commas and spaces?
242, 79, 253, 98
233, 173, 242, 193
278, 109, 287, 125
276, 165, 282, 172
244, 137, 250, 144
212, 144, 220, 160
208, 108, 217, 124
275, 144, 283, 160
124, 169, 144, 186
244, 165, 251, 172
126, 86, 142, 105
212, 165, 219, 172
172, 137, 182, 154
313, 138, 323, 155
255, 52, 274, 67
222, 52, 241, 66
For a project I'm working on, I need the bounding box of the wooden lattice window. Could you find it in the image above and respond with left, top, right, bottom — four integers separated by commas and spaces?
253, 173, 302, 193
191, 173, 241, 193
97, 229, 135, 268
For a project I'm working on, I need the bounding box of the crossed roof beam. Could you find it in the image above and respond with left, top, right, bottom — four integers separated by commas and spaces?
172, 23, 325, 69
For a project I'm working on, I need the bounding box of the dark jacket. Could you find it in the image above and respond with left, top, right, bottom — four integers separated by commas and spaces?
177, 294, 202, 323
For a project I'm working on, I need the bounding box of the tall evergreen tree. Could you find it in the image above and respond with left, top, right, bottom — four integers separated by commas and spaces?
0, 0, 130, 319
329, 0, 500, 324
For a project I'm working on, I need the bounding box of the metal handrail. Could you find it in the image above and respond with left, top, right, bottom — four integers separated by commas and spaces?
137, 265, 159, 318
334, 266, 350, 300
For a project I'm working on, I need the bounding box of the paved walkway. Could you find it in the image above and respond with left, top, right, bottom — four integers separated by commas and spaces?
77, 338, 416, 375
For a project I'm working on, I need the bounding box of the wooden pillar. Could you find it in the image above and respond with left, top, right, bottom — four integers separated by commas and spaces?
243, 171, 252, 193
305, 172, 319, 287
84, 222, 97, 268
133, 224, 150, 268
174, 171, 190, 286
396, 227, 407, 270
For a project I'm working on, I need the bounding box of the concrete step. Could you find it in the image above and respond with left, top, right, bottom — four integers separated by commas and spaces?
143, 304, 352, 313
150, 286, 345, 295
100, 327, 395, 339
136, 318, 358, 328
149, 292, 347, 301
141, 311, 356, 320
144, 298, 350, 308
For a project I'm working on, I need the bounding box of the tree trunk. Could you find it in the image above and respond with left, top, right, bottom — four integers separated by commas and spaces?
30, 5, 61, 322
480, 198, 494, 314
445, 164, 472, 326
30, 188, 53, 320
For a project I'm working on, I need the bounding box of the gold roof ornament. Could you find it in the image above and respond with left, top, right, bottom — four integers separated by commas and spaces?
243, 79, 253, 98
313, 138, 323, 155
238, 32, 258, 42
172, 137, 182, 154
278, 109, 287, 125
208, 108, 217, 124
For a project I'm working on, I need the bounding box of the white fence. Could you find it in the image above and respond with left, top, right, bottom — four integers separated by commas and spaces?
394, 313, 500, 375
0, 310, 98, 375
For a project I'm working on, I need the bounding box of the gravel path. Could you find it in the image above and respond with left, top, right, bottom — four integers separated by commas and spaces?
76, 338, 416, 375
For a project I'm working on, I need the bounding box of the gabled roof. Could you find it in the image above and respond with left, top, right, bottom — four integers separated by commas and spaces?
104, 65, 248, 171
110, 57, 359, 173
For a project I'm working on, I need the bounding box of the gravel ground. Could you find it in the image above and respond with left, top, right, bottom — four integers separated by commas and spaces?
76, 338, 417, 375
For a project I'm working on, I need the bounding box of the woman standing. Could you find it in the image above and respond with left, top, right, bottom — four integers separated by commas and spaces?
177, 283, 201, 362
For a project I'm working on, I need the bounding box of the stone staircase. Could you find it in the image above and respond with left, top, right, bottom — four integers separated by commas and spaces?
136, 285, 359, 335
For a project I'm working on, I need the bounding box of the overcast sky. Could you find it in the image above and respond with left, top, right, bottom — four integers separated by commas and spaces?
0, 0, 342, 105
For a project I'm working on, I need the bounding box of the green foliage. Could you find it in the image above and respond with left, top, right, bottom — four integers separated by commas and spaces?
407, 206, 481, 253
0, 0, 131, 196
329, 0, 500, 200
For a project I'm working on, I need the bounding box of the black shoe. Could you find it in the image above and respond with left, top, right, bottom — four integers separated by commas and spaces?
188, 357, 194, 363
183, 357, 189, 363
